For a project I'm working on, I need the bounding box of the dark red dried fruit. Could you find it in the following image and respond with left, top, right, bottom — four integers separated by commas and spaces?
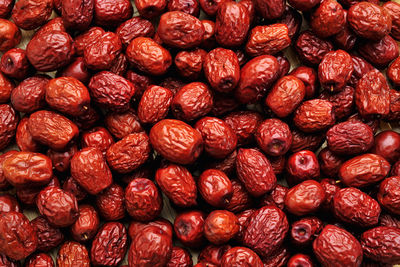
285, 180, 325, 216
31, 216, 64, 252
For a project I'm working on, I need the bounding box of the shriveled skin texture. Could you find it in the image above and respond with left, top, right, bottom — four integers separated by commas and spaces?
246, 24, 291, 57
348, 2, 392, 41
253, 0, 285, 20
26, 253, 54, 267
125, 178, 162, 222
383, 1, 400, 40
126, 37, 172, 76
310, 0, 345, 38
171, 82, 213, 121
198, 169, 233, 208
198, 244, 231, 265
195, 117, 237, 159
349, 55, 375, 87
379, 213, 400, 229
31, 216, 64, 252
105, 110, 143, 140
236, 209, 255, 243
0, 0, 14, 18
290, 66, 318, 99
158, 11, 204, 49
90, 222, 128, 266
243, 205, 288, 258
284, 180, 326, 216
358, 35, 399, 69
149, 119, 203, 165
385, 89, 400, 121
0, 19, 21, 52
81, 127, 114, 155
155, 164, 197, 207
70, 205, 99, 242
36, 186, 79, 228
0, 104, 18, 150
388, 57, 400, 87
175, 48, 207, 80
319, 86, 355, 120
255, 118, 292, 157
378, 176, 400, 215
88, 71, 135, 112
224, 111, 263, 146
93, 0, 133, 26
361, 226, 400, 264
106, 132, 151, 174
138, 85, 173, 124
62, 0, 93, 31
74, 27, 104, 56
84, 32, 122, 71
236, 148, 277, 197
166, 247, 193, 267
45, 77, 91, 117
70, 147, 113, 195
11, 76, 49, 113
128, 226, 172, 267
339, 153, 391, 187
235, 55, 280, 104
221, 247, 263, 267
294, 31, 333, 66
266, 75, 306, 118
96, 184, 126, 220
313, 225, 363, 267
326, 121, 374, 155
116, 17, 154, 47
262, 245, 290, 267
3, 151, 52, 187
27, 110, 78, 151
57, 241, 90, 267
215, 2, 250, 47
204, 210, 239, 245
0, 211, 38, 261
174, 210, 206, 247
0, 72, 13, 103
294, 99, 335, 133
26, 31, 74, 72
11, 0, 52, 30
226, 179, 253, 213
204, 48, 240, 93
333, 187, 381, 227
318, 50, 353, 92
134, 0, 167, 19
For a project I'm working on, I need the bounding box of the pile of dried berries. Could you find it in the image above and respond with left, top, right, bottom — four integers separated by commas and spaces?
0, 0, 400, 266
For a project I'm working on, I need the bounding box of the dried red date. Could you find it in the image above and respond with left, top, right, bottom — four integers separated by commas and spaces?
128, 225, 172, 267
174, 210, 206, 248
215, 2, 250, 47
313, 225, 363, 267
0, 211, 37, 260
0, 72, 13, 103
246, 24, 290, 57
150, 119, 203, 165
126, 37, 172, 76
310, 0, 345, 38
318, 50, 353, 92
290, 66, 318, 99
93, 0, 132, 27
36, 186, 79, 227
295, 31, 333, 66
319, 86, 355, 120
204, 48, 240, 93
294, 99, 335, 133
255, 118, 292, 157
0, 48, 32, 80
138, 85, 173, 124
57, 241, 90, 267
70, 147, 113, 195
175, 48, 206, 80
318, 148, 345, 177
155, 164, 197, 207
11, 75, 48, 113
195, 117, 237, 159
134, 0, 167, 18
168, 0, 199, 17
31, 216, 64, 252
0, 104, 18, 150
3, 151, 52, 187
70, 205, 99, 242
291, 217, 323, 246
167, 246, 193, 267
236, 148, 276, 197
253, 0, 285, 20
81, 127, 114, 155
28, 110, 78, 151
26, 30, 74, 72
235, 55, 279, 104
326, 121, 374, 155
158, 11, 204, 49
198, 169, 232, 208
378, 176, 400, 215
62, 0, 93, 31
0, 194, 20, 213
105, 110, 143, 140
88, 71, 135, 112
285, 180, 325, 216
348, 2, 392, 40
224, 111, 262, 146
243, 205, 288, 258
339, 153, 391, 187
125, 178, 162, 221
91, 222, 127, 266
11, 0, 52, 30
204, 210, 239, 245
361, 226, 400, 264
334, 187, 381, 227
96, 184, 125, 220
359, 35, 399, 69
384, 1, 400, 40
